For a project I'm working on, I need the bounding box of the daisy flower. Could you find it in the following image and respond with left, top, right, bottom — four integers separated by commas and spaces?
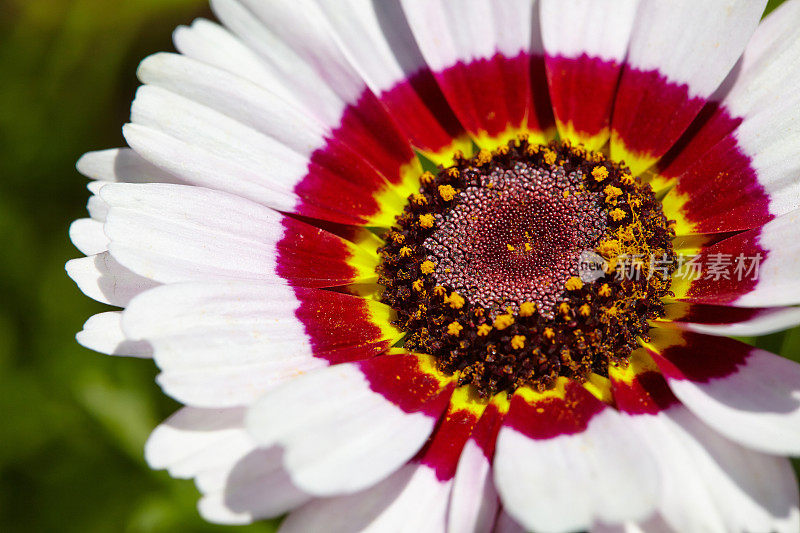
67, 0, 800, 531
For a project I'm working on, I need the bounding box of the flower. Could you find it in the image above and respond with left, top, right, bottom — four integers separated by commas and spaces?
66, 0, 800, 531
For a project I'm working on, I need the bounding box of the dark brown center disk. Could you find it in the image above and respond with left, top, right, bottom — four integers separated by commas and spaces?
423, 162, 606, 317
377, 139, 675, 395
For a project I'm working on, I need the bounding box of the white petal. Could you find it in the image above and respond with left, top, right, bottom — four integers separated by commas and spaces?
668, 408, 799, 533
69, 218, 109, 255
447, 438, 498, 533
128, 86, 303, 210
210, 0, 360, 125
624, 407, 799, 533
99, 183, 370, 286
591, 516, 673, 533
146, 407, 310, 525
123, 281, 396, 407
493, 512, 528, 533
124, 282, 323, 407
146, 407, 253, 479
655, 2, 800, 233
280, 463, 451, 533
172, 19, 290, 104
495, 407, 658, 533
137, 52, 327, 154
198, 446, 312, 525
660, 304, 800, 337
120, 121, 297, 212
400, 0, 536, 71
623, 0, 765, 99
77, 311, 152, 358
736, 210, 800, 307
76, 148, 181, 184
719, 0, 800, 118
725, 96, 800, 222
651, 331, 800, 456
610, 0, 766, 173
314, 0, 426, 94
540, 0, 638, 62
65, 252, 159, 306
246, 360, 447, 496
86, 181, 109, 221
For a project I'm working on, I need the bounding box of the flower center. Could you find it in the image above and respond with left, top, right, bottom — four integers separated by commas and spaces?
422, 161, 606, 317
378, 138, 676, 395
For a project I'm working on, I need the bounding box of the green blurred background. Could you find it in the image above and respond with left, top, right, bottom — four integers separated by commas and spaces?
0, 0, 794, 531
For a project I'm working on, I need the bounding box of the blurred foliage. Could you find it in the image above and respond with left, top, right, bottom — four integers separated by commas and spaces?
0, 0, 795, 532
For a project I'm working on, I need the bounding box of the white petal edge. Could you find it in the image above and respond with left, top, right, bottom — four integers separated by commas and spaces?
663, 348, 800, 455
65, 251, 159, 307
100, 183, 307, 285
246, 361, 444, 496
77, 311, 152, 358
623, 0, 766, 98
146, 407, 311, 525
122, 281, 389, 408
540, 0, 638, 62
735, 210, 800, 307
494, 407, 659, 533
447, 437, 498, 533
279, 463, 451, 533
69, 218, 109, 256
659, 305, 800, 337
76, 147, 182, 184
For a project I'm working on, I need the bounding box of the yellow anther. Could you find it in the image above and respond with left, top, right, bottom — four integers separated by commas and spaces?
562, 190, 570, 198
399, 246, 412, 257
445, 292, 465, 309
389, 232, 405, 243
511, 335, 526, 349
620, 173, 634, 185
565, 276, 584, 291
579, 304, 591, 317
412, 279, 424, 292
524, 242, 532, 252
411, 193, 428, 206
597, 239, 621, 257
610, 208, 627, 221
592, 166, 609, 181
420, 260, 436, 275
445, 168, 460, 179
447, 321, 463, 336
477, 324, 492, 337
542, 149, 557, 165
519, 301, 536, 317
543, 327, 555, 340
438, 184, 457, 201
475, 149, 492, 166
493, 314, 515, 330
598, 283, 612, 297
420, 171, 435, 185
605, 306, 619, 316
604, 185, 623, 203
433, 285, 447, 297
419, 213, 435, 228
558, 302, 571, 315
495, 145, 510, 156
506, 243, 516, 251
